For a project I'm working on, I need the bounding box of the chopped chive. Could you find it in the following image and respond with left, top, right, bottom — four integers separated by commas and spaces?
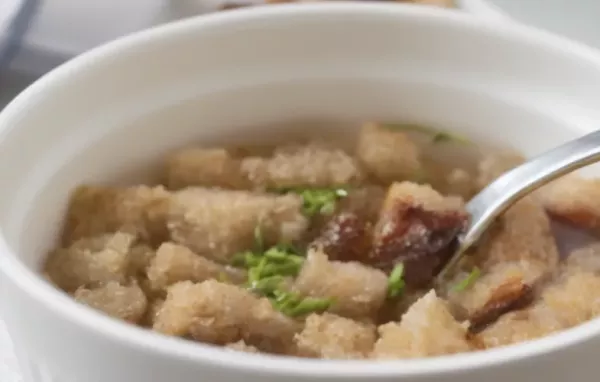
432, 131, 471, 145
250, 275, 284, 294
452, 267, 481, 292
286, 297, 333, 317
387, 263, 406, 298
254, 225, 264, 252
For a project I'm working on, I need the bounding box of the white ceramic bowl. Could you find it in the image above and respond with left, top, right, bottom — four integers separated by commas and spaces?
2, 3, 600, 382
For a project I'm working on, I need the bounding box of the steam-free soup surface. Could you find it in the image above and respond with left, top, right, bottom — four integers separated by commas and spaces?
44, 121, 600, 359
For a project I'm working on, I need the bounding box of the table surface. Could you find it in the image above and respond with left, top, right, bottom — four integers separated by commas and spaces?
2, 2, 600, 381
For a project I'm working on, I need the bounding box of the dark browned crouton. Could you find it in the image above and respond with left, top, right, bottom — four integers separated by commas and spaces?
468, 277, 534, 333
371, 182, 468, 287
311, 212, 372, 263
477, 267, 600, 348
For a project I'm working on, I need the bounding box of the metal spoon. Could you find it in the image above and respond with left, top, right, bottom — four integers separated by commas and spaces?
436, 128, 600, 283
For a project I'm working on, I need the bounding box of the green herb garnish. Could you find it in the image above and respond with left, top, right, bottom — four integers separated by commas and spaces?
381, 123, 471, 145
387, 263, 406, 298
231, 227, 334, 317
254, 225, 264, 252
452, 267, 481, 292
270, 186, 349, 217
271, 290, 333, 317
299, 187, 349, 217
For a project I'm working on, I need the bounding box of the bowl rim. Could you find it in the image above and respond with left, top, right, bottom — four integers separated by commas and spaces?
2, 2, 600, 378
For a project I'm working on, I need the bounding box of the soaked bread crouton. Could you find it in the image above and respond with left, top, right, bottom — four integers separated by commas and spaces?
540, 175, 600, 233
240, 141, 364, 189
154, 280, 299, 350
74, 281, 147, 324
225, 340, 259, 353
244, 298, 302, 354
63, 185, 171, 245
372, 290, 471, 359
371, 182, 468, 286
476, 152, 525, 189
477, 268, 600, 348
356, 123, 421, 183
380, 181, 465, 213
294, 313, 376, 359
472, 197, 559, 273
154, 280, 254, 342
167, 188, 308, 264
165, 148, 249, 190
46, 232, 136, 291
294, 249, 388, 319
567, 243, 600, 272
146, 242, 246, 291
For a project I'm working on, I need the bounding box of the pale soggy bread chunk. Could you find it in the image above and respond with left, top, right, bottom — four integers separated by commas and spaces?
567, 243, 600, 272
540, 175, 600, 233
294, 249, 388, 319
243, 298, 301, 354
294, 313, 376, 359
146, 242, 246, 291
240, 141, 364, 189
46, 232, 136, 291
154, 280, 253, 341
372, 291, 471, 359
356, 123, 421, 183
226, 340, 259, 353
380, 181, 464, 213
154, 280, 299, 350
74, 281, 147, 324
477, 268, 600, 348
62, 185, 171, 245
472, 196, 559, 273
165, 148, 249, 190
167, 188, 308, 264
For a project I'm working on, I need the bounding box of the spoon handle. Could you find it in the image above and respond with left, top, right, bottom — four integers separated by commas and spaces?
439, 128, 600, 282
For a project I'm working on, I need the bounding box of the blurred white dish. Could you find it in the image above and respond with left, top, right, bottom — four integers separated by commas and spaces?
3, 3, 600, 382
461, 0, 600, 49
